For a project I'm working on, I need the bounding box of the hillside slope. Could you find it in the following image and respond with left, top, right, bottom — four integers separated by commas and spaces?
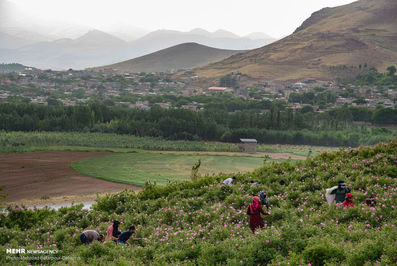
1, 140, 396, 264
195, 0, 397, 81
0, 31, 34, 49
95, 43, 245, 73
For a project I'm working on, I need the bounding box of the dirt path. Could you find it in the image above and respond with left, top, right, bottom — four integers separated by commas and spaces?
0, 152, 140, 203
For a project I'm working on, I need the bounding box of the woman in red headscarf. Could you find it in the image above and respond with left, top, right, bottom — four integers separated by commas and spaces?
343, 193, 354, 208
247, 196, 269, 233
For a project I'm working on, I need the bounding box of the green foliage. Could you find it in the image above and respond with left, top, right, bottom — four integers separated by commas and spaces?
219, 74, 237, 88
372, 108, 397, 125
1, 206, 55, 229
302, 238, 345, 265
190, 158, 201, 181
0, 101, 395, 147
386, 65, 396, 76
289, 90, 336, 105
341, 65, 397, 86
0, 186, 7, 207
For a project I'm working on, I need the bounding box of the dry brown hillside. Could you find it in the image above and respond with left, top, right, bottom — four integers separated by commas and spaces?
193, 0, 397, 81
94, 43, 244, 73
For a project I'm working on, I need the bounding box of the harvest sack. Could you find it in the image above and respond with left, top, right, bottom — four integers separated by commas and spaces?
325, 186, 338, 205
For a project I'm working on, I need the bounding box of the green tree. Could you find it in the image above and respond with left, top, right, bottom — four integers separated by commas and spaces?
372, 108, 397, 124
219, 74, 237, 88
47, 97, 62, 107
386, 65, 396, 76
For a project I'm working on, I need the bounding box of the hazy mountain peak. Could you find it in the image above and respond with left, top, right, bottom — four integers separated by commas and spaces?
0, 31, 33, 49
75, 29, 126, 45
213, 29, 240, 39
245, 32, 275, 40
189, 28, 211, 36
77, 29, 114, 39
152, 29, 181, 34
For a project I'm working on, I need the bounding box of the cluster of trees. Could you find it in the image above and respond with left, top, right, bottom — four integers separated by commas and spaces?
138, 74, 161, 87
0, 102, 395, 146
219, 74, 237, 88
339, 65, 397, 88
288, 88, 337, 106
115, 94, 285, 112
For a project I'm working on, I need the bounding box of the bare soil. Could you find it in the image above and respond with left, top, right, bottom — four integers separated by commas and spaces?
0, 152, 139, 203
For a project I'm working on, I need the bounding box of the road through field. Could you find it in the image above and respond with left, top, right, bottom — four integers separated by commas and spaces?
0, 152, 138, 202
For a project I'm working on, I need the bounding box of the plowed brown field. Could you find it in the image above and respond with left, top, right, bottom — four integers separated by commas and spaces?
0, 152, 138, 202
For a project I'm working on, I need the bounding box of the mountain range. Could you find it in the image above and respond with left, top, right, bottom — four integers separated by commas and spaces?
94, 43, 245, 73
192, 0, 397, 81
0, 26, 275, 70
2, 0, 394, 82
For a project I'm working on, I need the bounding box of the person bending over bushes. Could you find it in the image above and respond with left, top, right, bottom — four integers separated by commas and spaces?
247, 196, 269, 233
330, 180, 351, 203
106, 220, 121, 243
80, 230, 104, 245
222, 176, 236, 186
117, 225, 142, 245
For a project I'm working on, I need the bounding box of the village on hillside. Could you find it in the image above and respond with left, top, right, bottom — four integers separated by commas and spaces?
0, 67, 395, 112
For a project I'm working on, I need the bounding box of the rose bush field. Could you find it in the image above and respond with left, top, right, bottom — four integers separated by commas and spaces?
0, 140, 396, 265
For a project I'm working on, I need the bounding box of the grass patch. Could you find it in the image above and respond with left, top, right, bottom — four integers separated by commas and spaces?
71, 152, 274, 186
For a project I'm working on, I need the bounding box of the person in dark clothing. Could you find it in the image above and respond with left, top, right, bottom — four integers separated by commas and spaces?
117, 226, 142, 245
331, 180, 351, 203
259, 191, 269, 209
247, 196, 269, 233
106, 220, 121, 242
80, 233, 90, 245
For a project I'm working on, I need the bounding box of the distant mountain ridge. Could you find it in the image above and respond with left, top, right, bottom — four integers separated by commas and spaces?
131, 29, 274, 51
194, 0, 397, 81
74, 30, 127, 47
0, 25, 275, 70
0, 31, 34, 49
94, 43, 245, 73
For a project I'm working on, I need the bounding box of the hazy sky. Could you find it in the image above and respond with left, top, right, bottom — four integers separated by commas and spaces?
7, 0, 357, 38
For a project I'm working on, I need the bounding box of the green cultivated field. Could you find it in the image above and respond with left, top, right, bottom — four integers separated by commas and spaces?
71, 152, 269, 186
0, 131, 336, 156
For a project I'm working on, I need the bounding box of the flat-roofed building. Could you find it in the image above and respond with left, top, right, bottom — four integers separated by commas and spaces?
208, 87, 233, 92
239, 138, 257, 153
